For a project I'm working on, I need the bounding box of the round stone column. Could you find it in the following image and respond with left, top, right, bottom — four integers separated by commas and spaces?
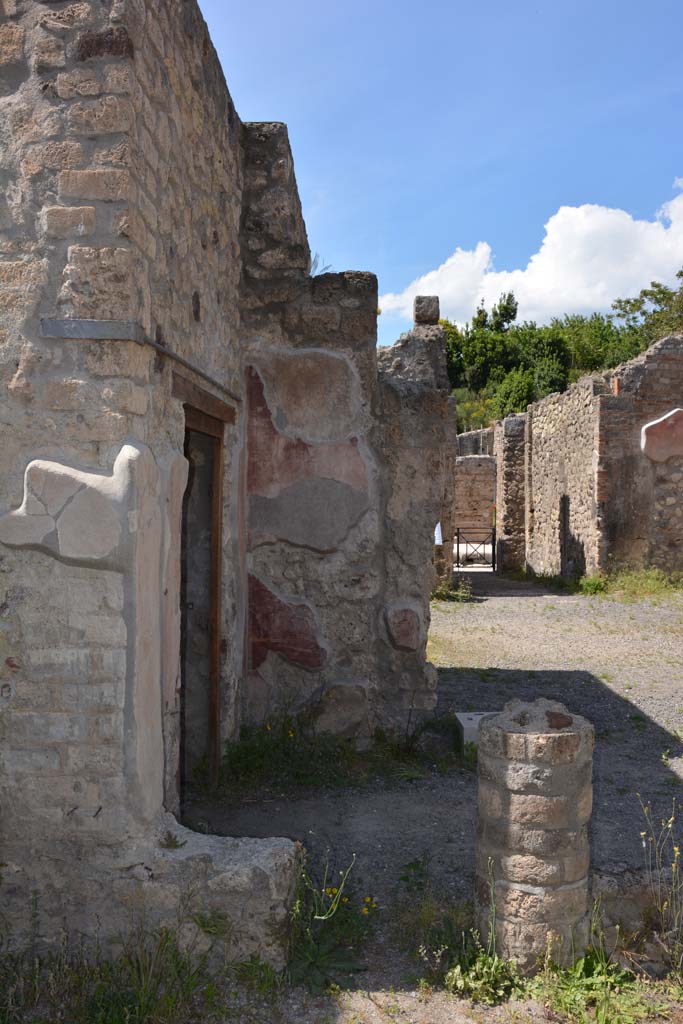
476, 698, 593, 971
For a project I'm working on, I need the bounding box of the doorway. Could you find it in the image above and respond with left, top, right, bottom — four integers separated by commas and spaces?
180, 405, 224, 798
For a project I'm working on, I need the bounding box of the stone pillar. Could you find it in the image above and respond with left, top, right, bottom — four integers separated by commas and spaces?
494, 413, 527, 572
476, 699, 593, 971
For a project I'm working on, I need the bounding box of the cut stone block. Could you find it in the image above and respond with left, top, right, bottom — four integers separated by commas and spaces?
455, 711, 495, 746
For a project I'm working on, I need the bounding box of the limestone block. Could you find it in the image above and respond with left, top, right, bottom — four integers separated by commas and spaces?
32, 34, 65, 70
641, 408, 683, 462
56, 68, 101, 99
413, 294, 440, 325
68, 96, 134, 136
0, 24, 24, 64
58, 168, 129, 201
58, 246, 133, 319
21, 141, 84, 176
42, 206, 96, 238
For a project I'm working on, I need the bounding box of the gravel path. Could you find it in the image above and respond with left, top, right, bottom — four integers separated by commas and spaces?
186, 572, 683, 1022
432, 572, 683, 872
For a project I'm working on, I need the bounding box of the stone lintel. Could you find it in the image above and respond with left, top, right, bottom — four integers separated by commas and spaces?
40, 317, 145, 343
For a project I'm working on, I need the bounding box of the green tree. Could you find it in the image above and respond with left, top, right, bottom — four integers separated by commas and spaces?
492, 367, 535, 418
611, 268, 683, 345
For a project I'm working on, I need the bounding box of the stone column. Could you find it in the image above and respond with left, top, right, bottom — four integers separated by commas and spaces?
476, 699, 593, 971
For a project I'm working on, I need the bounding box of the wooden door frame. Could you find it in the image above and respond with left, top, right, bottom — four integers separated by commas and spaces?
182, 403, 224, 788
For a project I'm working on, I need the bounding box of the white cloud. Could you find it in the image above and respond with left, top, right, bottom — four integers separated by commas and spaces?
379, 189, 683, 329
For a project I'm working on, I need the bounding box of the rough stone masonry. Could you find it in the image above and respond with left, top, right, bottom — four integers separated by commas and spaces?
477, 699, 593, 971
0, 0, 451, 958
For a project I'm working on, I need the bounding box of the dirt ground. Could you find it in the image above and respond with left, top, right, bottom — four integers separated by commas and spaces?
187, 572, 683, 1023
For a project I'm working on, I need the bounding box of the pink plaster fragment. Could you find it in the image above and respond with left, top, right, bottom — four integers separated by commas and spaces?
641, 408, 683, 463
246, 367, 368, 498
248, 575, 326, 670
385, 605, 421, 652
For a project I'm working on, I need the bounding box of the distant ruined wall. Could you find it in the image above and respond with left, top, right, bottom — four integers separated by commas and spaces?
599, 336, 683, 572
525, 379, 602, 576
452, 455, 496, 534
524, 335, 683, 576
494, 413, 526, 572
457, 426, 494, 456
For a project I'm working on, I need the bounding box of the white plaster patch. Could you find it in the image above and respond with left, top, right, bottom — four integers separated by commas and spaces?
641, 408, 683, 463
57, 481, 121, 560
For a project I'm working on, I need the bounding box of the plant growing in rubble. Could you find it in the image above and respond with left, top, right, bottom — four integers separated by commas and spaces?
640, 796, 683, 979
287, 852, 375, 991
431, 575, 473, 602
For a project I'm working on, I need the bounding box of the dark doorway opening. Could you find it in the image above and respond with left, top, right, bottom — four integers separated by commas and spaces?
180, 406, 224, 802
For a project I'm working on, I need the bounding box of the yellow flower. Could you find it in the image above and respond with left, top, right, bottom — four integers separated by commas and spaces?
332, 887, 338, 895
674, 846, 680, 856
371, 901, 378, 909
288, 729, 295, 738
362, 907, 369, 915
364, 896, 372, 904
342, 897, 349, 903
325, 887, 333, 896
266, 723, 271, 732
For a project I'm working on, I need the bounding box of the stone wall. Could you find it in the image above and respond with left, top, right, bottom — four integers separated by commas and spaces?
494, 414, 526, 572
525, 378, 602, 576
457, 426, 494, 456
243, 275, 450, 737
599, 336, 683, 572
0, 0, 291, 958
0, 0, 450, 954
452, 455, 496, 534
524, 335, 683, 576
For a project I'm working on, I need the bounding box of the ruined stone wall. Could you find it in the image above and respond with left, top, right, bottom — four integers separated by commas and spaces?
525, 379, 602, 576
0, 0, 451, 957
376, 298, 451, 729
456, 426, 494, 456
452, 455, 496, 534
524, 336, 683, 576
599, 335, 683, 571
0, 0, 298, 958
240, 168, 450, 735
494, 413, 526, 571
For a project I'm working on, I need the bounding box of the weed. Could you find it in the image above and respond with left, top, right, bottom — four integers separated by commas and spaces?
579, 574, 609, 595
444, 933, 522, 1005
640, 796, 683, 978
431, 575, 473, 603
231, 953, 280, 997
210, 713, 470, 805
287, 853, 374, 991
159, 830, 187, 850
532, 946, 653, 1023
213, 716, 357, 799
531, 566, 683, 603
0, 925, 221, 1024
461, 740, 478, 771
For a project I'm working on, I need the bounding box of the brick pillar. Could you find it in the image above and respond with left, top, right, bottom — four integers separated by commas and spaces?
476, 699, 593, 971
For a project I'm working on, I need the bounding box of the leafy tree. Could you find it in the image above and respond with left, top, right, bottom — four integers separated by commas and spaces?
611, 268, 683, 345
492, 367, 535, 419
440, 269, 683, 427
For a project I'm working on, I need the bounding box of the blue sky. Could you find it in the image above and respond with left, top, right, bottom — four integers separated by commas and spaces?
199, 0, 683, 345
